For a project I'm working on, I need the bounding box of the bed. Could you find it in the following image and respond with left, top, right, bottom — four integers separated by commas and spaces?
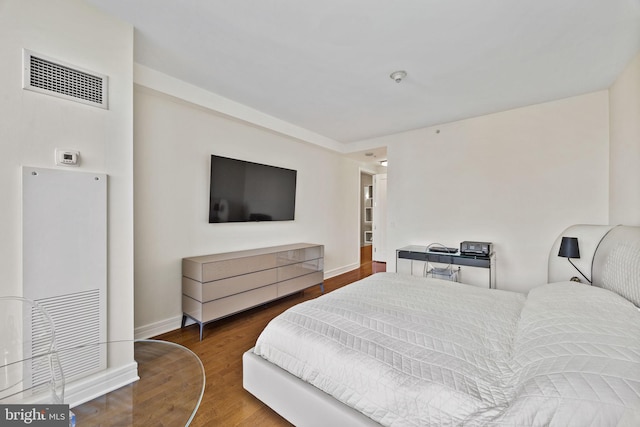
243, 225, 640, 426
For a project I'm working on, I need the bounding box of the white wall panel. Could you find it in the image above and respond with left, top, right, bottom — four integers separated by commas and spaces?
23, 167, 107, 300
23, 166, 108, 386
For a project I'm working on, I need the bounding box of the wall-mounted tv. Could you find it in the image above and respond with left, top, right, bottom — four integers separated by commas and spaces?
209, 155, 297, 223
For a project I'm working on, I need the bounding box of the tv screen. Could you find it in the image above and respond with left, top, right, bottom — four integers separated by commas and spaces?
209, 155, 297, 223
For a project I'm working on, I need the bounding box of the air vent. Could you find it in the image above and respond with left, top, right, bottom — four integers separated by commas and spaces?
23, 49, 108, 109
33, 290, 105, 384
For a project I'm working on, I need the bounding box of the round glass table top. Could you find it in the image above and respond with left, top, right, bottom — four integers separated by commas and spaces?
69, 340, 205, 427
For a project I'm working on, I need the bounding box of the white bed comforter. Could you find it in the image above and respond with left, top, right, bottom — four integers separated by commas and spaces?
253, 273, 640, 426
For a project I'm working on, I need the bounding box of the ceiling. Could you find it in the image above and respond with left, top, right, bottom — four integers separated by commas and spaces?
87, 0, 640, 150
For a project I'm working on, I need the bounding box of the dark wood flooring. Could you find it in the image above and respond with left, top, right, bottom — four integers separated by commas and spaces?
155, 245, 385, 426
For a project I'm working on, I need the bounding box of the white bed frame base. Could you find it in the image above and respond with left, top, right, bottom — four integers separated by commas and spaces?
243, 349, 380, 426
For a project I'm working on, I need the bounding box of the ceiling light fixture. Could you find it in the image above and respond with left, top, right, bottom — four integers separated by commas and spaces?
380, 160, 388, 167
390, 70, 407, 83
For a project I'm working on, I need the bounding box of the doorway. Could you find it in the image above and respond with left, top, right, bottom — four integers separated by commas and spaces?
360, 171, 386, 274
372, 173, 387, 263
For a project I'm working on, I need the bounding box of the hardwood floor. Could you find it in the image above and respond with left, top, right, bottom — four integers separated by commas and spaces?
156, 247, 385, 426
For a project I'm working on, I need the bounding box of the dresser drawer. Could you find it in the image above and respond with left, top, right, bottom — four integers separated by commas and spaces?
276, 246, 323, 266
183, 268, 278, 302
277, 271, 323, 297
277, 259, 322, 281
201, 284, 278, 321
201, 253, 277, 281
184, 284, 278, 323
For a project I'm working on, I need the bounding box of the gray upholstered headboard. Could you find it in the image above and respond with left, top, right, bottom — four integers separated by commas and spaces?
549, 224, 640, 306
592, 226, 640, 306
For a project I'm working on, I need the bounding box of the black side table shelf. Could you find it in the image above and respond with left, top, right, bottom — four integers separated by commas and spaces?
396, 245, 496, 288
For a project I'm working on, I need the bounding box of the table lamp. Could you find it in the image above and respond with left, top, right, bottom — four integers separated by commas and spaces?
558, 236, 591, 283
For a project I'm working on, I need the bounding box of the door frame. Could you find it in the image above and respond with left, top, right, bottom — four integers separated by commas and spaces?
359, 167, 377, 265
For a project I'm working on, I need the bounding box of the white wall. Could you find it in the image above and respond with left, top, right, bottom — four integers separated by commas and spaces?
361, 91, 610, 293
133, 85, 362, 337
0, 0, 134, 341
609, 53, 640, 226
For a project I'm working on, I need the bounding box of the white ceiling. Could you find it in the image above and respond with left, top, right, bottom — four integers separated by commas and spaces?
87, 0, 640, 148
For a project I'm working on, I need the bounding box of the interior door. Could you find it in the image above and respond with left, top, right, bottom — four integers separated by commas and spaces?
372, 173, 387, 262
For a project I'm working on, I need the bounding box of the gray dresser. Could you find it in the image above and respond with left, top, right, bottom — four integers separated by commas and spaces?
182, 243, 324, 340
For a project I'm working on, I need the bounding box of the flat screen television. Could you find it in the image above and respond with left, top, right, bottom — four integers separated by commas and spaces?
209, 155, 297, 223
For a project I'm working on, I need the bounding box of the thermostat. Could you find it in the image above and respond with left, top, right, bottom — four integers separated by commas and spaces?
55, 149, 80, 166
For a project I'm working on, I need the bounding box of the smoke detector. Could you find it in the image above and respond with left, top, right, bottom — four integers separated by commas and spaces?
390, 70, 407, 83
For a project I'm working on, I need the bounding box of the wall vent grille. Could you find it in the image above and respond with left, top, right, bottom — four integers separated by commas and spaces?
23, 49, 108, 109
33, 290, 105, 385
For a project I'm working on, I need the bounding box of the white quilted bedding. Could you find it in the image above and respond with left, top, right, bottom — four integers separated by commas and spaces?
253, 272, 640, 426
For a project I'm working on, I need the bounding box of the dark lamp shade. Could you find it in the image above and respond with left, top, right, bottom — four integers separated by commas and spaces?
558, 237, 580, 259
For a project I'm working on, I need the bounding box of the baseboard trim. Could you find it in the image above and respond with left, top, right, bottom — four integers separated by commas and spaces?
135, 316, 182, 339
324, 263, 360, 279
66, 361, 139, 408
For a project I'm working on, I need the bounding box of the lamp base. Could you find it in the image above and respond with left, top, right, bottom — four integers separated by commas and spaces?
567, 258, 592, 284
